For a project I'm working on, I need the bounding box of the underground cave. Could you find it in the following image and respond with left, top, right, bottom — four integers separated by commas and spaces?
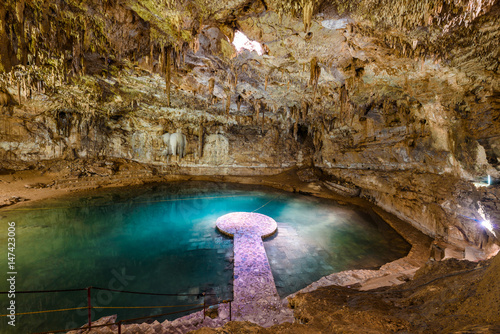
0, 0, 499, 333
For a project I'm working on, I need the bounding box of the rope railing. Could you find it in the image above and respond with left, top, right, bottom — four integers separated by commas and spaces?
30, 301, 233, 334
0, 286, 233, 333
0, 304, 204, 317
91, 286, 216, 296
0, 287, 87, 294
251, 193, 283, 213
0, 307, 89, 317
31, 305, 207, 334
0, 286, 217, 296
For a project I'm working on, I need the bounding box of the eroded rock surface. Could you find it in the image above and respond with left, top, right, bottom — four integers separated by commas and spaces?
190, 254, 500, 334
0, 0, 499, 332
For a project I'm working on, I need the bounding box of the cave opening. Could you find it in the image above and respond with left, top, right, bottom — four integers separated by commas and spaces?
232, 30, 264, 55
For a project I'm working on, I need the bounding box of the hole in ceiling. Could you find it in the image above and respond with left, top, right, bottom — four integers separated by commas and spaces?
232, 30, 263, 55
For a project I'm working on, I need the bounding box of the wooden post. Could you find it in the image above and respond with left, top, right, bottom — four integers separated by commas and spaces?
166, 46, 171, 107
87, 287, 92, 330
203, 292, 206, 319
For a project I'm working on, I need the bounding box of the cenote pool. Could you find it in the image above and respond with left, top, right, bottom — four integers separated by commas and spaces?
0, 181, 410, 333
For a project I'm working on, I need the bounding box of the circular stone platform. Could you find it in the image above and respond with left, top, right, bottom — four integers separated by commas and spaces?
216, 212, 277, 238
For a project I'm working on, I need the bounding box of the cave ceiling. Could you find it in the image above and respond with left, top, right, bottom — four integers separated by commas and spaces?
2, 3, 500, 331
0, 0, 499, 173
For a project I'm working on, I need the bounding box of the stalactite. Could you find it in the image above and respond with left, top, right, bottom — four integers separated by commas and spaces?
15, 0, 27, 65
208, 77, 215, 105
0, 5, 12, 72
174, 48, 179, 69
339, 85, 349, 125
254, 100, 260, 122
225, 87, 231, 116
198, 118, 204, 159
236, 94, 242, 112
22, 76, 27, 99
150, 44, 154, 72
160, 46, 165, 74
182, 42, 187, 65
51, 68, 55, 87
313, 126, 322, 149
383, 99, 389, 115
310, 57, 320, 90
226, 69, 231, 88
420, 118, 426, 135
165, 45, 171, 107
72, 38, 81, 75
293, 107, 300, 140
63, 52, 68, 82
80, 50, 85, 75
302, 0, 314, 32
261, 102, 265, 126
265, 74, 268, 91
17, 81, 21, 105
190, 36, 200, 54
301, 100, 309, 120
261, 112, 265, 130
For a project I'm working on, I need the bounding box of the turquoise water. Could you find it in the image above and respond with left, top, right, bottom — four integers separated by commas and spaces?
0, 181, 410, 333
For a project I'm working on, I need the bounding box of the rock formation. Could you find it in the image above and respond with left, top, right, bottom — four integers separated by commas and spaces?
0, 0, 499, 332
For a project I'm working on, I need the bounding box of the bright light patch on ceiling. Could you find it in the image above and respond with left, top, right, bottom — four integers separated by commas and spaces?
232, 30, 263, 55
481, 219, 496, 237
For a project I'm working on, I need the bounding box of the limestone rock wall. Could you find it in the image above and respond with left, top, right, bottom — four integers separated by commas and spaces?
0, 105, 301, 174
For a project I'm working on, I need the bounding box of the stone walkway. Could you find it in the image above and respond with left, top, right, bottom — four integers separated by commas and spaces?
216, 212, 293, 327
73, 212, 294, 333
